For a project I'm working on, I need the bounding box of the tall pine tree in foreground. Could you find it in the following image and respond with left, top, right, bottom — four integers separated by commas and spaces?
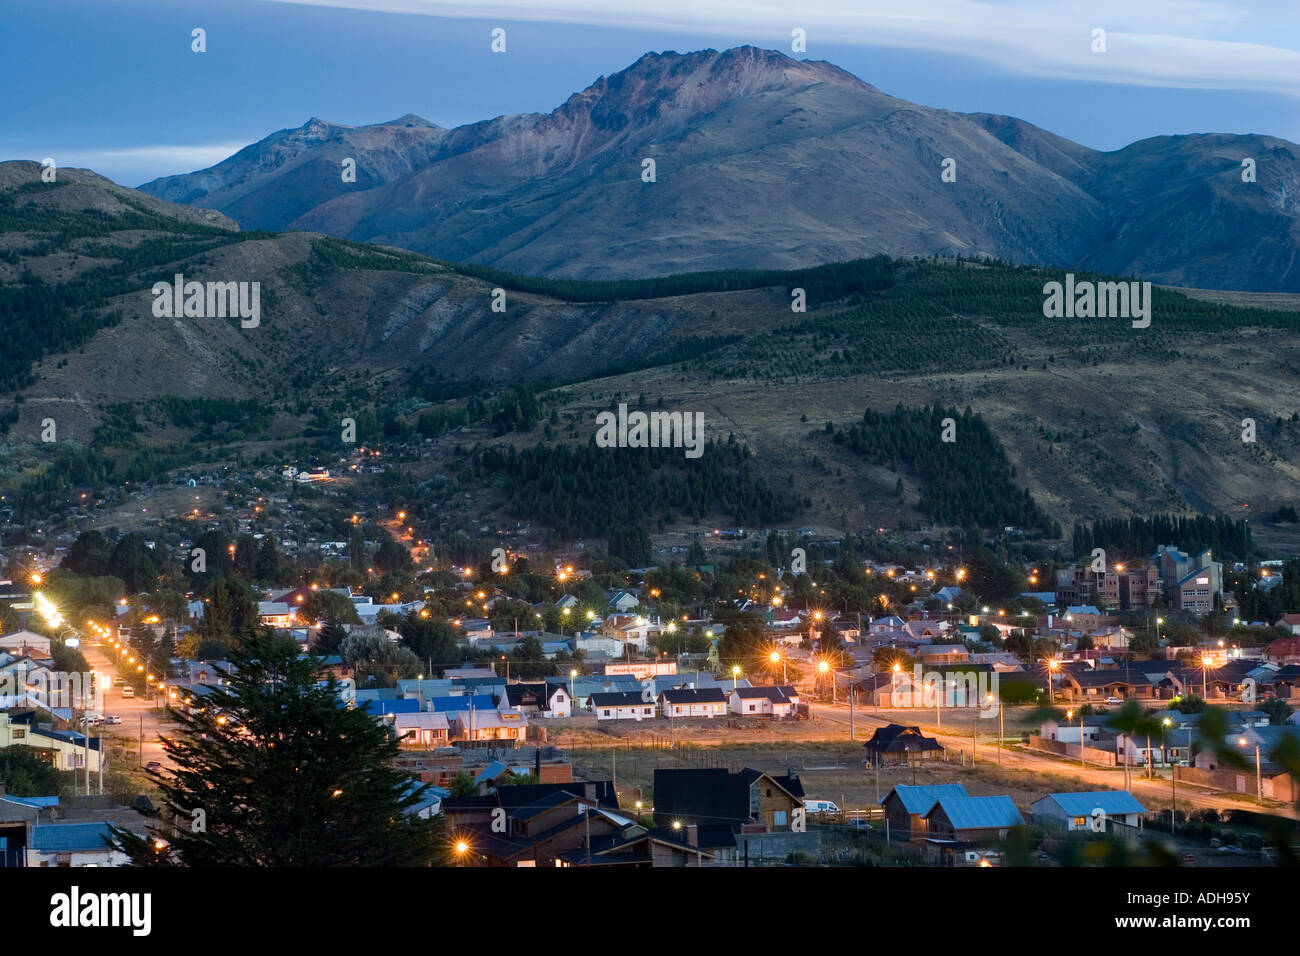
110, 631, 442, 866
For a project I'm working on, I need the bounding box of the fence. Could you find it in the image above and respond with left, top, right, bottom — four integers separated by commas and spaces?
1027, 734, 1117, 766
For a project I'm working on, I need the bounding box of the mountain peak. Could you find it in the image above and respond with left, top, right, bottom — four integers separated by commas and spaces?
378, 113, 439, 129
558, 46, 874, 132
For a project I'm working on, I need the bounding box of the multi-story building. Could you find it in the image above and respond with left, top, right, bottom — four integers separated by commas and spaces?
1056, 567, 1155, 611
1152, 546, 1222, 615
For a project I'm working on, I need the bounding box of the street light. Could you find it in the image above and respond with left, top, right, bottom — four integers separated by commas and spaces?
817, 659, 834, 703
1238, 737, 1263, 804
732, 664, 740, 692
1046, 659, 1059, 703
987, 692, 1003, 765
1200, 654, 1213, 700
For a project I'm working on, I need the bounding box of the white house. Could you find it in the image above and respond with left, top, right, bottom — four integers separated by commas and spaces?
591, 691, 656, 721
659, 687, 728, 718
1030, 791, 1147, 831
257, 602, 297, 628
503, 682, 572, 718
393, 712, 451, 747
0, 630, 52, 656
607, 590, 641, 613
730, 685, 799, 717
26, 822, 134, 867
576, 635, 624, 658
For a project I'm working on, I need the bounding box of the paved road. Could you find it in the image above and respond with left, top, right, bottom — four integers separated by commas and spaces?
82, 642, 177, 770
808, 701, 1299, 821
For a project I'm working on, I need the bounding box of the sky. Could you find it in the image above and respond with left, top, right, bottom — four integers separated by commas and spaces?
1, 0, 1298, 186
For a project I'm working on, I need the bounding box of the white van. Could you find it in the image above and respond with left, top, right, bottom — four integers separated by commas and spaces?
121, 686, 135, 699
804, 800, 840, 816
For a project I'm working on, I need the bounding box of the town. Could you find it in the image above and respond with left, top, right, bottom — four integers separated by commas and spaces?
2, 483, 1298, 868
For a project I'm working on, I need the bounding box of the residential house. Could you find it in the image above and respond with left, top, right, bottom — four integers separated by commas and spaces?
0, 630, 52, 656
831, 620, 861, 643
0, 713, 102, 772
878, 783, 969, 841
1274, 614, 1300, 637
1059, 664, 1159, 701
575, 635, 624, 659
1264, 637, 1300, 665
591, 691, 656, 721
653, 767, 805, 832
257, 601, 297, 628
444, 781, 681, 867
503, 682, 572, 718
392, 712, 451, 747
1030, 791, 1147, 831
25, 821, 130, 868
607, 590, 641, 613
917, 644, 970, 666
659, 687, 728, 718
729, 685, 799, 718
923, 795, 1026, 843
863, 723, 945, 767
451, 708, 529, 743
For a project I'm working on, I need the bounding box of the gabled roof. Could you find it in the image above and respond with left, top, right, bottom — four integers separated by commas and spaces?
660, 687, 727, 704
926, 795, 1025, 830
737, 767, 805, 799
503, 683, 550, 707
496, 781, 619, 811
590, 692, 650, 707
880, 783, 970, 813
732, 685, 798, 702
28, 821, 117, 853
864, 723, 943, 753
1034, 790, 1146, 816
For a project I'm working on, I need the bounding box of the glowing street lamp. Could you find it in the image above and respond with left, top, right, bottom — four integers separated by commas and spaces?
732, 664, 741, 692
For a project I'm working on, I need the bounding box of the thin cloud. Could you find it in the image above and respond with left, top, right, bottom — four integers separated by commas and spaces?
261, 0, 1300, 97
0, 143, 248, 186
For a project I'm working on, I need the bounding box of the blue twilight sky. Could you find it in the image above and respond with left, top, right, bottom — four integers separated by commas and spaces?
1, 0, 1298, 187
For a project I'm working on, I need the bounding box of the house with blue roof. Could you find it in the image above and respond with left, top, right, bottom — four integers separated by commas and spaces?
1030, 790, 1147, 831
431, 694, 498, 713
401, 780, 449, 819
879, 783, 969, 841
359, 698, 421, 717
25, 821, 133, 867
924, 794, 1025, 843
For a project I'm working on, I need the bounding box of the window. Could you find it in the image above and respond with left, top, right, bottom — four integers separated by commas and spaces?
602, 709, 611, 717
774, 810, 788, 827
12, 729, 24, 739
1073, 816, 1087, 827
748, 704, 756, 712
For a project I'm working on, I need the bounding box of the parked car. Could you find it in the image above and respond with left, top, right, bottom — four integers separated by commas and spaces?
121, 686, 135, 698
804, 799, 840, 816
1104, 697, 1123, 705
846, 819, 873, 831
113, 677, 126, 686
105, 715, 122, 725
145, 761, 163, 773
